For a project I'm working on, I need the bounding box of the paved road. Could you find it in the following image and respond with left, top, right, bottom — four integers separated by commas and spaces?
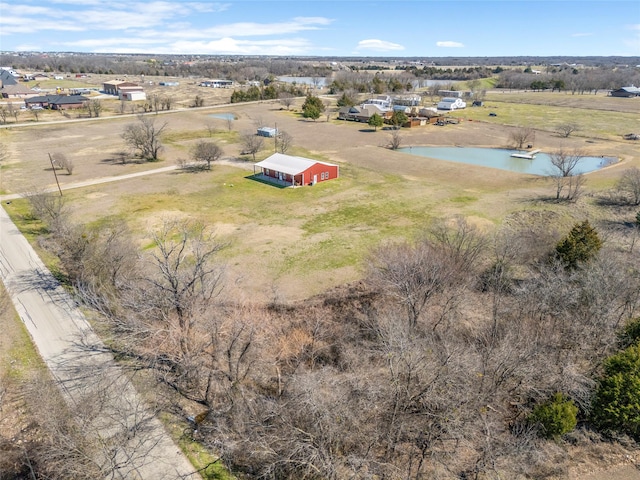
0, 205, 200, 479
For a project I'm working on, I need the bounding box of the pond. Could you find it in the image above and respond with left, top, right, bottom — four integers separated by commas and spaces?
277, 76, 327, 87
396, 146, 616, 176
208, 113, 236, 121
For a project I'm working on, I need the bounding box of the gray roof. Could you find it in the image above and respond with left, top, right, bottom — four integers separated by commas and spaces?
26, 94, 88, 104
0, 70, 18, 86
255, 153, 335, 175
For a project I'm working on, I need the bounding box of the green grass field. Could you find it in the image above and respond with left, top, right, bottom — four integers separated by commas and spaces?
452, 100, 636, 140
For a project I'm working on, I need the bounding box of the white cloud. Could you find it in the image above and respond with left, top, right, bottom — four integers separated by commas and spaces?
165, 37, 314, 55
196, 17, 333, 38
356, 39, 404, 52
436, 41, 464, 48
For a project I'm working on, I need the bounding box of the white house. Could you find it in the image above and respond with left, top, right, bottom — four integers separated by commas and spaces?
437, 97, 467, 110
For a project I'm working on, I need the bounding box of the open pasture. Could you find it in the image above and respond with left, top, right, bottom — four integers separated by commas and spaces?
3, 95, 639, 300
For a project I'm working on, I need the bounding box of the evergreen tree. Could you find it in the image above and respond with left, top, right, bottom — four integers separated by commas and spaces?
302, 95, 324, 121
368, 113, 384, 131
592, 343, 640, 440
555, 220, 602, 269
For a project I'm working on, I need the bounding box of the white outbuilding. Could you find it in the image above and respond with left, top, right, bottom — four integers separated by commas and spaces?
437, 97, 467, 110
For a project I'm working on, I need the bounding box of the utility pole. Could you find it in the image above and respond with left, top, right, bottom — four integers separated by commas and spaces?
48, 153, 63, 196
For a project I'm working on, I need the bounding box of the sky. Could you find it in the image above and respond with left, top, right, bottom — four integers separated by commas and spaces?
1, 0, 639, 57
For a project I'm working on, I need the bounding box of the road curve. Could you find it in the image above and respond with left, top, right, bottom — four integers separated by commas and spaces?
0, 204, 200, 479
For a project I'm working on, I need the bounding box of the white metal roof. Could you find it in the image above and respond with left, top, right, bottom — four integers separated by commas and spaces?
255, 153, 334, 176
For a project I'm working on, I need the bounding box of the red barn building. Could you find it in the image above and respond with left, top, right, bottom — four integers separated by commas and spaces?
254, 153, 339, 187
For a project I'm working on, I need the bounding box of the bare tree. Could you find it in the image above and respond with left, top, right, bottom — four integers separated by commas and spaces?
0, 106, 7, 124
121, 115, 167, 161
368, 240, 458, 329
192, 94, 204, 108
24, 369, 171, 480
7, 103, 19, 123
278, 92, 295, 110
149, 93, 162, 113
31, 108, 40, 122
548, 147, 586, 201
616, 167, 640, 205
556, 123, 580, 138
204, 121, 216, 137
508, 126, 536, 150
389, 129, 402, 150
51, 152, 74, 175
145, 219, 225, 335
241, 131, 264, 161
25, 189, 69, 234
191, 140, 223, 170
85, 99, 102, 118
0, 142, 8, 164
161, 96, 173, 111
277, 131, 293, 154
226, 115, 235, 132
323, 100, 333, 122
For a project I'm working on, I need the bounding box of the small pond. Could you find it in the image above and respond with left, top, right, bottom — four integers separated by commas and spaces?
396, 146, 616, 176
208, 112, 236, 121
277, 76, 327, 87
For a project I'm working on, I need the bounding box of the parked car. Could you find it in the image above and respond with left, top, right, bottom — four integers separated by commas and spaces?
31, 105, 44, 110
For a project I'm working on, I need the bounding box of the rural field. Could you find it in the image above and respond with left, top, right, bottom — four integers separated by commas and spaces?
2, 81, 640, 480
1, 88, 639, 300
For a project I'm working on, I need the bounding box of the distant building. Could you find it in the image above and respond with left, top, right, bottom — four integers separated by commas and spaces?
103, 80, 140, 95
438, 90, 463, 98
392, 94, 421, 106
257, 127, 278, 137
437, 97, 467, 110
118, 86, 146, 101
200, 79, 233, 88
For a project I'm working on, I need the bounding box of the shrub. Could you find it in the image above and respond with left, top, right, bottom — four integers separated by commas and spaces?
554, 220, 602, 270
619, 317, 640, 349
591, 343, 640, 440
529, 393, 578, 439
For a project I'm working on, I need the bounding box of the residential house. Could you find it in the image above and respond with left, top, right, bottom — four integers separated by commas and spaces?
1, 84, 38, 99
25, 94, 88, 110
253, 153, 339, 187
337, 104, 391, 122
0, 69, 19, 87
610, 86, 640, 97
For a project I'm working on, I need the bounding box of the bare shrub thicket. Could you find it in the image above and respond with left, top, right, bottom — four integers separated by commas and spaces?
616, 167, 640, 206
30, 207, 640, 479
